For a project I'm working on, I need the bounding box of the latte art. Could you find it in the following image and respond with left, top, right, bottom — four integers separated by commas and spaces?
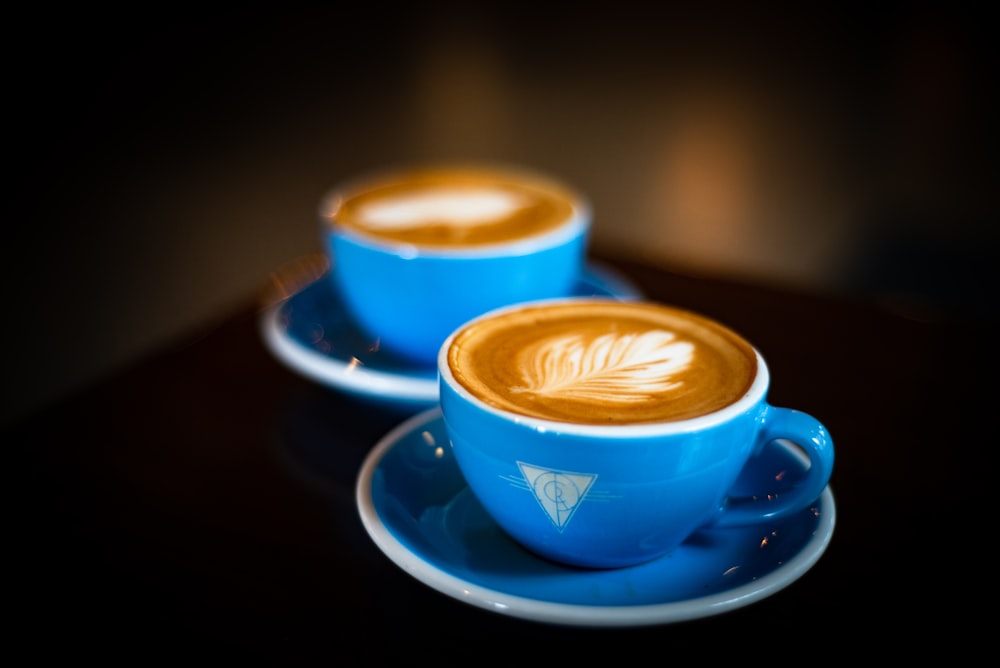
513, 330, 695, 402
322, 165, 582, 248
353, 188, 531, 231
447, 300, 757, 425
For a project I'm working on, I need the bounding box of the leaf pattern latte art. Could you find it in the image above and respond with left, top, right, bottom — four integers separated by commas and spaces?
514, 331, 695, 403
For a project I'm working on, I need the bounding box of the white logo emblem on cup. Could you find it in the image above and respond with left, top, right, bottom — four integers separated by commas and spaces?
516, 462, 597, 531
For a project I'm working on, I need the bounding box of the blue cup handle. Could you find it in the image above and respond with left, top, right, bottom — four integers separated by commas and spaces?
710, 406, 835, 528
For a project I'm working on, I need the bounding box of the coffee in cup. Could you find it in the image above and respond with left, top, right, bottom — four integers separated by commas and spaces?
447, 298, 756, 425
439, 297, 835, 569
320, 163, 591, 365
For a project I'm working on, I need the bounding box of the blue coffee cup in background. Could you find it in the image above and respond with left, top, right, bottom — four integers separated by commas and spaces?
320, 163, 591, 366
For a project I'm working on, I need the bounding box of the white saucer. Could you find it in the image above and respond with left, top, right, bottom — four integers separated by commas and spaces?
356, 407, 836, 627
260, 260, 643, 413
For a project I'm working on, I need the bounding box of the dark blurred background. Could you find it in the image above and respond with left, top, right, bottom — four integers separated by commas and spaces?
5, 4, 996, 425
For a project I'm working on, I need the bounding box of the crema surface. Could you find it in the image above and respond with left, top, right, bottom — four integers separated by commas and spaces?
448, 300, 757, 425
322, 165, 580, 247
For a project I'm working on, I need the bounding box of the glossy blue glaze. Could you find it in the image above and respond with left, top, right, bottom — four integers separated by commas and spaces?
325, 215, 589, 366
356, 408, 835, 627
437, 301, 836, 569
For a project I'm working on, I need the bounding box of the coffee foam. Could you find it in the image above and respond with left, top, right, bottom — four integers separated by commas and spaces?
447, 300, 757, 425
324, 165, 581, 247
353, 188, 530, 230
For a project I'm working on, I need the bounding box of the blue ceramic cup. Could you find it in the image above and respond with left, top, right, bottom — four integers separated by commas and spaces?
319, 163, 591, 366
439, 298, 835, 569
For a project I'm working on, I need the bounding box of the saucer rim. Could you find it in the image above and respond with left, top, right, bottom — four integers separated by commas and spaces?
260, 305, 437, 401
356, 406, 837, 628
259, 260, 644, 403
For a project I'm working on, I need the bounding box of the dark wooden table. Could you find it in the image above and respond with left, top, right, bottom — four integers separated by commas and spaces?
9, 255, 990, 661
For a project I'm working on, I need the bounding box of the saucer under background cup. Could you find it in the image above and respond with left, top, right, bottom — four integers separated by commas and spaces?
259, 257, 643, 414
356, 408, 836, 627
